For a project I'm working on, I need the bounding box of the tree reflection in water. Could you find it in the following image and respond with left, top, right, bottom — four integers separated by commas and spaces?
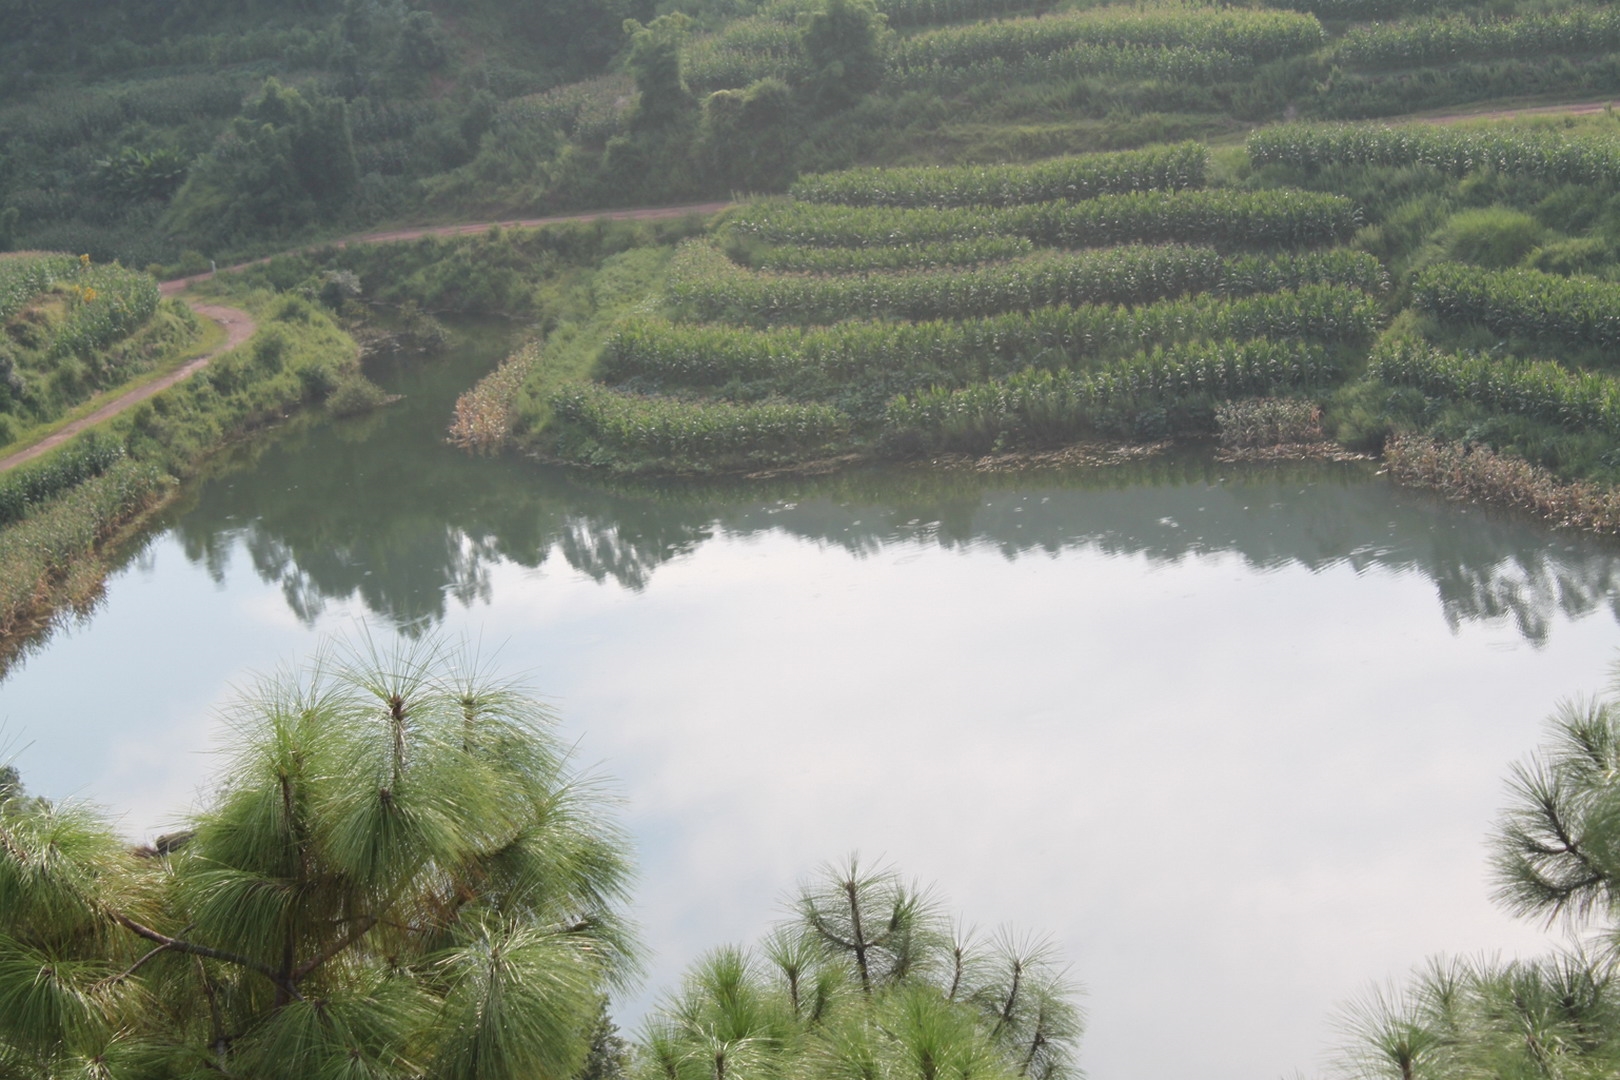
169, 430, 1620, 648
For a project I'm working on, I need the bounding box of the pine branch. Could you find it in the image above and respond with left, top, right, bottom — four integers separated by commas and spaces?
108, 910, 304, 1001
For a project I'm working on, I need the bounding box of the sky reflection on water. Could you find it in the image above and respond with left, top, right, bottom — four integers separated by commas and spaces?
4, 331, 1620, 1079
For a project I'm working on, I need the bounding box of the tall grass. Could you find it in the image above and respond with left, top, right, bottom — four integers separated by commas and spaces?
0, 459, 169, 636
550, 385, 848, 461
448, 342, 543, 454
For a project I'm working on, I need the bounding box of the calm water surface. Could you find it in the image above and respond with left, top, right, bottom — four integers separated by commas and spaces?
5, 322, 1620, 1079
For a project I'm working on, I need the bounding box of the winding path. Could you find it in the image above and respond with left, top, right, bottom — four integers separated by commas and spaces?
0, 201, 731, 475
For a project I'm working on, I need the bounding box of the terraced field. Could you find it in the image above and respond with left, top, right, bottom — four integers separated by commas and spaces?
541, 142, 1384, 466
530, 114, 1620, 494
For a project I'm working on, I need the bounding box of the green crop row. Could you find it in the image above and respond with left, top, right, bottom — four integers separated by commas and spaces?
0, 436, 126, 528
1309, 54, 1620, 123
1411, 264, 1620, 351
670, 241, 1387, 325
603, 284, 1380, 386
1371, 340, 1620, 436
746, 237, 1035, 273
550, 384, 848, 460
1247, 123, 1620, 185
884, 41, 1244, 93
0, 253, 82, 323
684, 19, 808, 95
1259, 0, 1456, 17
1333, 8, 1620, 70
0, 458, 168, 636
886, 338, 1337, 451
788, 142, 1208, 209
876, 0, 1048, 29
728, 189, 1359, 251
497, 75, 635, 145
48, 264, 162, 360
888, 6, 1324, 71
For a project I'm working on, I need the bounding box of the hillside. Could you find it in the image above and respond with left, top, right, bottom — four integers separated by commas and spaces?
9, 0, 1620, 268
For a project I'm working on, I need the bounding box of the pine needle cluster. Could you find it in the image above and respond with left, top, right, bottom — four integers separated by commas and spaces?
637, 856, 1084, 1080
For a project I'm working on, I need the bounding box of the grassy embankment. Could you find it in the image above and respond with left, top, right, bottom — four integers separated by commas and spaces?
0, 255, 369, 661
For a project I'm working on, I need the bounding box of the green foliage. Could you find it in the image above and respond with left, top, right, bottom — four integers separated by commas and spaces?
0, 255, 81, 323
1330, 684, 1620, 1079
603, 285, 1380, 387
801, 0, 890, 109
0, 638, 637, 1080
886, 338, 1338, 451
1371, 341, 1620, 440
884, 40, 1243, 94
886, 5, 1324, 71
45, 263, 161, 361
788, 142, 1208, 208
166, 78, 360, 248
1411, 264, 1620, 352
0, 458, 168, 635
1428, 207, 1542, 269
698, 77, 802, 191
637, 858, 1083, 1080
0, 435, 125, 528
744, 235, 1034, 272
726, 188, 1359, 251
1248, 124, 1620, 186
668, 238, 1386, 325
113, 288, 362, 476
1333, 7, 1620, 70
684, 18, 810, 95
550, 383, 849, 463
874, 0, 1045, 29
625, 14, 697, 134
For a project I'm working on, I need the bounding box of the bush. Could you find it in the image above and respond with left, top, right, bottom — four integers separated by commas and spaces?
1431, 207, 1542, 269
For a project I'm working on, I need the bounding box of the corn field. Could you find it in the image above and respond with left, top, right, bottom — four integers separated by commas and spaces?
788, 143, 1209, 209
888, 6, 1324, 70
0, 438, 126, 528
550, 385, 849, 459
1247, 123, 1620, 185
725, 189, 1359, 251
745, 237, 1035, 273
603, 285, 1380, 387
1411, 264, 1620, 350
1333, 8, 1620, 70
669, 240, 1386, 325
885, 338, 1337, 451
0, 253, 82, 323
47, 264, 161, 361
1371, 340, 1620, 436
884, 42, 1245, 93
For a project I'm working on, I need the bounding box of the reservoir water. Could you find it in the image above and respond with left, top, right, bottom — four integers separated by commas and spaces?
4, 321, 1620, 1079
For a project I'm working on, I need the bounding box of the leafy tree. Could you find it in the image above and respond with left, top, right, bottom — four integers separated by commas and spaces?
636, 856, 1084, 1080
166, 78, 359, 246
623, 14, 695, 134
700, 79, 800, 192
0, 638, 637, 1080
799, 0, 888, 111
1331, 689, 1620, 1079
